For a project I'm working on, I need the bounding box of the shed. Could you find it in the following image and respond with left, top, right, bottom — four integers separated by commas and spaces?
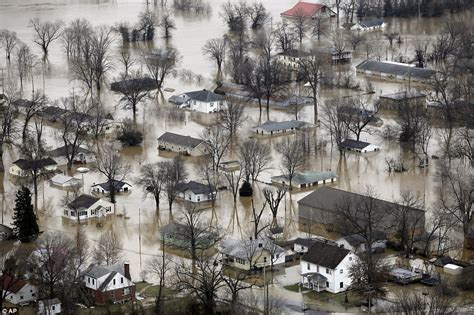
50, 174, 83, 189
255, 120, 311, 135
38, 298, 61, 314
379, 91, 427, 110
339, 139, 380, 153
444, 264, 463, 275
271, 171, 336, 189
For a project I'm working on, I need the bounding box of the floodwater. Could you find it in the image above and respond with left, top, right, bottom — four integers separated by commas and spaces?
0, 0, 472, 311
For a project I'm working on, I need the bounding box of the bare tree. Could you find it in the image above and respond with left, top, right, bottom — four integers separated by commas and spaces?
453, 127, 474, 164
96, 145, 129, 204
0, 257, 22, 308
202, 37, 227, 75
413, 39, 430, 68
247, 59, 266, 115
262, 59, 286, 119
298, 55, 323, 124
385, 288, 457, 314
339, 96, 378, 141
58, 93, 93, 171
19, 90, 45, 142
321, 99, 349, 149
16, 43, 37, 91
263, 187, 286, 227
114, 71, 151, 121
29, 18, 63, 56
163, 155, 188, 215
383, 32, 399, 48
138, 162, 167, 211
201, 124, 232, 171
137, 10, 158, 41
220, 1, 248, 32
75, 226, 90, 266
347, 31, 366, 50
274, 21, 295, 52
195, 159, 218, 209
220, 101, 245, 139
275, 137, 305, 190
0, 29, 18, 61
251, 199, 268, 240
310, 15, 329, 41
223, 165, 243, 205
93, 228, 123, 266
61, 18, 92, 58
226, 31, 251, 85
291, 8, 309, 45
0, 83, 19, 171
247, 2, 269, 29
118, 47, 135, 79
222, 271, 253, 314
439, 164, 473, 237
160, 10, 176, 39
238, 139, 272, 182
143, 48, 180, 91
146, 246, 172, 314
397, 99, 432, 155
332, 30, 347, 62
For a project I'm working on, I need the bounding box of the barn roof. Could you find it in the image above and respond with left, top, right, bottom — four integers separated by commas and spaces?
281, 2, 328, 18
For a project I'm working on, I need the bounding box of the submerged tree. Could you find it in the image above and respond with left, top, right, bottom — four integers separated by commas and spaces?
96, 145, 129, 204
30, 18, 63, 56
276, 138, 305, 190
238, 139, 272, 182
93, 228, 123, 266
263, 187, 286, 227
143, 48, 180, 91
202, 37, 227, 76
0, 29, 18, 61
160, 10, 176, 39
138, 162, 167, 211
163, 156, 188, 215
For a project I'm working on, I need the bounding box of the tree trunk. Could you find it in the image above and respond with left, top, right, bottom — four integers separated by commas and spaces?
154, 194, 160, 211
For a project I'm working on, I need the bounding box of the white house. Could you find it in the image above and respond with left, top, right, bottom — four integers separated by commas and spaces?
339, 139, 380, 153
50, 174, 83, 189
293, 238, 337, 254
9, 158, 58, 177
276, 49, 314, 70
169, 89, 226, 113
336, 232, 387, 254
63, 194, 114, 222
91, 180, 132, 195
271, 171, 337, 189
220, 238, 286, 271
176, 181, 216, 203
301, 242, 355, 293
46, 145, 96, 166
157, 132, 207, 156
38, 298, 61, 314
0, 275, 38, 306
81, 262, 135, 305
345, 19, 386, 31
254, 120, 312, 135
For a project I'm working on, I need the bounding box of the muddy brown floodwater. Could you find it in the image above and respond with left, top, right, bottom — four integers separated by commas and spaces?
0, 0, 472, 310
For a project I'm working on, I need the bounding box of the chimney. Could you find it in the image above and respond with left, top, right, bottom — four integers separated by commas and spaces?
124, 262, 131, 280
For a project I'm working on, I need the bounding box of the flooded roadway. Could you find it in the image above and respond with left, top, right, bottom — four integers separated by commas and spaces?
0, 0, 471, 305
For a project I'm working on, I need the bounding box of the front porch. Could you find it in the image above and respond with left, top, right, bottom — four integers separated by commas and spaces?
301, 272, 328, 292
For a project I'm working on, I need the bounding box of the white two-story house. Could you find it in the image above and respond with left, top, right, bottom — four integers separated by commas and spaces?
0, 275, 38, 306
169, 89, 226, 113
301, 242, 355, 293
81, 262, 135, 305
63, 194, 113, 222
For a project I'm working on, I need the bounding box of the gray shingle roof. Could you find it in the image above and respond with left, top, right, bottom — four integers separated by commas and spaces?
342, 231, 387, 247
157, 132, 204, 149
68, 194, 99, 209
356, 60, 435, 80
302, 242, 350, 269
271, 171, 336, 185
256, 120, 309, 133
46, 145, 94, 158
339, 139, 371, 150
92, 180, 131, 192
220, 238, 284, 260
184, 90, 225, 103
380, 91, 426, 100
13, 157, 57, 170
359, 19, 385, 28
176, 181, 215, 194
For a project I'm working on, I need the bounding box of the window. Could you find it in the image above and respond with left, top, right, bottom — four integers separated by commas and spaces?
121, 277, 123, 284
349, 257, 352, 261
326, 268, 331, 274
123, 287, 130, 295
307, 263, 310, 270
92, 279, 95, 285
64, 210, 68, 216
340, 269, 343, 274
236, 258, 245, 264
263, 257, 267, 263
20, 296, 23, 300
316, 265, 319, 272
325, 282, 329, 288
301, 246, 305, 251
340, 282, 344, 289
88, 278, 90, 284
32, 293, 36, 297
52, 306, 55, 311
113, 279, 116, 285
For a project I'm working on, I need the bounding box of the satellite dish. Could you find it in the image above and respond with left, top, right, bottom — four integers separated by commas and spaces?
77, 167, 90, 173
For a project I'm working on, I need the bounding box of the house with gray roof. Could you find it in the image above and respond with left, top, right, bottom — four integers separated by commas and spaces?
301, 242, 355, 293
315, 47, 352, 64
255, 120, 312, 135
379, 91, 427, 109
298, 187, 425, 236
63, 194, 113, 222
169, 89, 226, 113
356, 60, 435, 82
160, 221, 219, 250
91, 180, 132, 196
336, 232, 387, 253
271, 170, 337, 189
46, 145, 96, 165
219, 238, 286, 271
157, 132, 207, 156
339, 139, 380, 153
81, 262, 135, 305
9, 157, 57, 177
176, 180, 216, 203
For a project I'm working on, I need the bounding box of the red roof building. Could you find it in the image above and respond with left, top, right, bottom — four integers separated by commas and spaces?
281, 2, 335, 19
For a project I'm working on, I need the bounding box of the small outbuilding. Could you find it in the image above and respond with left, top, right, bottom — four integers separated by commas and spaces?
38, 298, 62, 314
344, 19, 386, 31
336, 232, 387, 254
91, 180, 132, 195
49, 174, 83, 189
176, 181, 216, 203
379, 91, 427, 110
339, 139, 380, 153
271, 170, 336, 189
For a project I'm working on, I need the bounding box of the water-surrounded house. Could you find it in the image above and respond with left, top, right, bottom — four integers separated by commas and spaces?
338, 139, 380, 153
46, 145, 96, 165
315, 47, 352, 64
160, 222, 218, 250
276, 49, 314, 70
169, 89, 227, 113
281, 2, 335, 20
255, 120, 312, 135
336, 232, 387, 253
91, 180, 132, 195
301, 242, 355, 293
344, 19, 386, 31
271, 171, 337, 189
219, 238, 286, 271
298, 187, 425, 235
176, 181, 216, 203
49, 174, 83, 189
157, 132, 207, 156
81, 263, 135, 305
0, 275, 38, 306
379, 91, 427, 110
63, 194, 113, 222
356, 60, 435, 82
9, 158, 57, 177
